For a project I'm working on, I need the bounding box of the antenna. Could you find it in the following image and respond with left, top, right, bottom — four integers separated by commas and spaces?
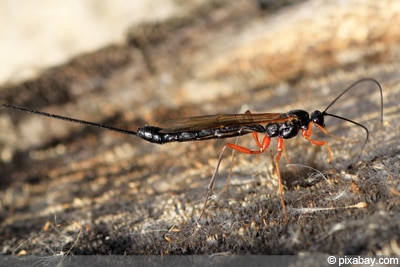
322, 77, 384, 148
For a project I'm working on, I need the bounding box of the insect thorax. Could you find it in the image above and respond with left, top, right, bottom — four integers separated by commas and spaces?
265, 110, 311, 139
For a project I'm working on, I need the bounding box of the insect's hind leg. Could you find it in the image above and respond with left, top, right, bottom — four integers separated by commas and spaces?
228, 135, 288, 223
196, 133, 271, 222
220, 132, 271, 192
197, 133, 289, 223
197, 145, 229, 222
228, 132, 271, 154
274, 137, 288, 223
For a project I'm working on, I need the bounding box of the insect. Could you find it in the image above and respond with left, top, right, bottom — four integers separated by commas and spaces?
3, 78, 383, 223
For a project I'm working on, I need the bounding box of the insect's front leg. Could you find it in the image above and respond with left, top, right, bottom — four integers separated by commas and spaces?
302, 122, 333, 163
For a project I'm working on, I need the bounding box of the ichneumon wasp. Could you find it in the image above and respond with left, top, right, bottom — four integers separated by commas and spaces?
3, 78, 384, 222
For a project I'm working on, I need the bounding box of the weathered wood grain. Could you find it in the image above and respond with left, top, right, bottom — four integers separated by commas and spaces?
1, 0, 399, 256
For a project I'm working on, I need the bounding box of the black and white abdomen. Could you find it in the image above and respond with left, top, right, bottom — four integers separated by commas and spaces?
137, 125, 253, 144
137, 126, 176, 144
137, 126, 204, 144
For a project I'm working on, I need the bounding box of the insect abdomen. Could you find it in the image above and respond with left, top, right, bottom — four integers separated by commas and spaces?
137, 126, 254, 144
137, 126, 178, 144
137, 126, 215, 144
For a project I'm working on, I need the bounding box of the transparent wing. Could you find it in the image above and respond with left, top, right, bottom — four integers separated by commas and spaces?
160, 112, 292, 133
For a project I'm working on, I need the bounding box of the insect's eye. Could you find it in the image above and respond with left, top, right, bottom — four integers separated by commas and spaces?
311, 110, 325, 127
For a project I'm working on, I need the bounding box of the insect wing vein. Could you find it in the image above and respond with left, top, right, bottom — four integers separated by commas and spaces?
160, 113, 288, 133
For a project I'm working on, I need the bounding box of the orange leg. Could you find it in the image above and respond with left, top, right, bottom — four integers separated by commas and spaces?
302, 122, 333, 163
198, 123, 334, 223
197, 132, 289, 223
227, 132, 271, 154
273, 137, 287, 222
251, 131, 263, 148
226, 134, 288, 223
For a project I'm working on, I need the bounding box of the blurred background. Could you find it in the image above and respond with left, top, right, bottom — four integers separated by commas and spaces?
0, 0, 194, 84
